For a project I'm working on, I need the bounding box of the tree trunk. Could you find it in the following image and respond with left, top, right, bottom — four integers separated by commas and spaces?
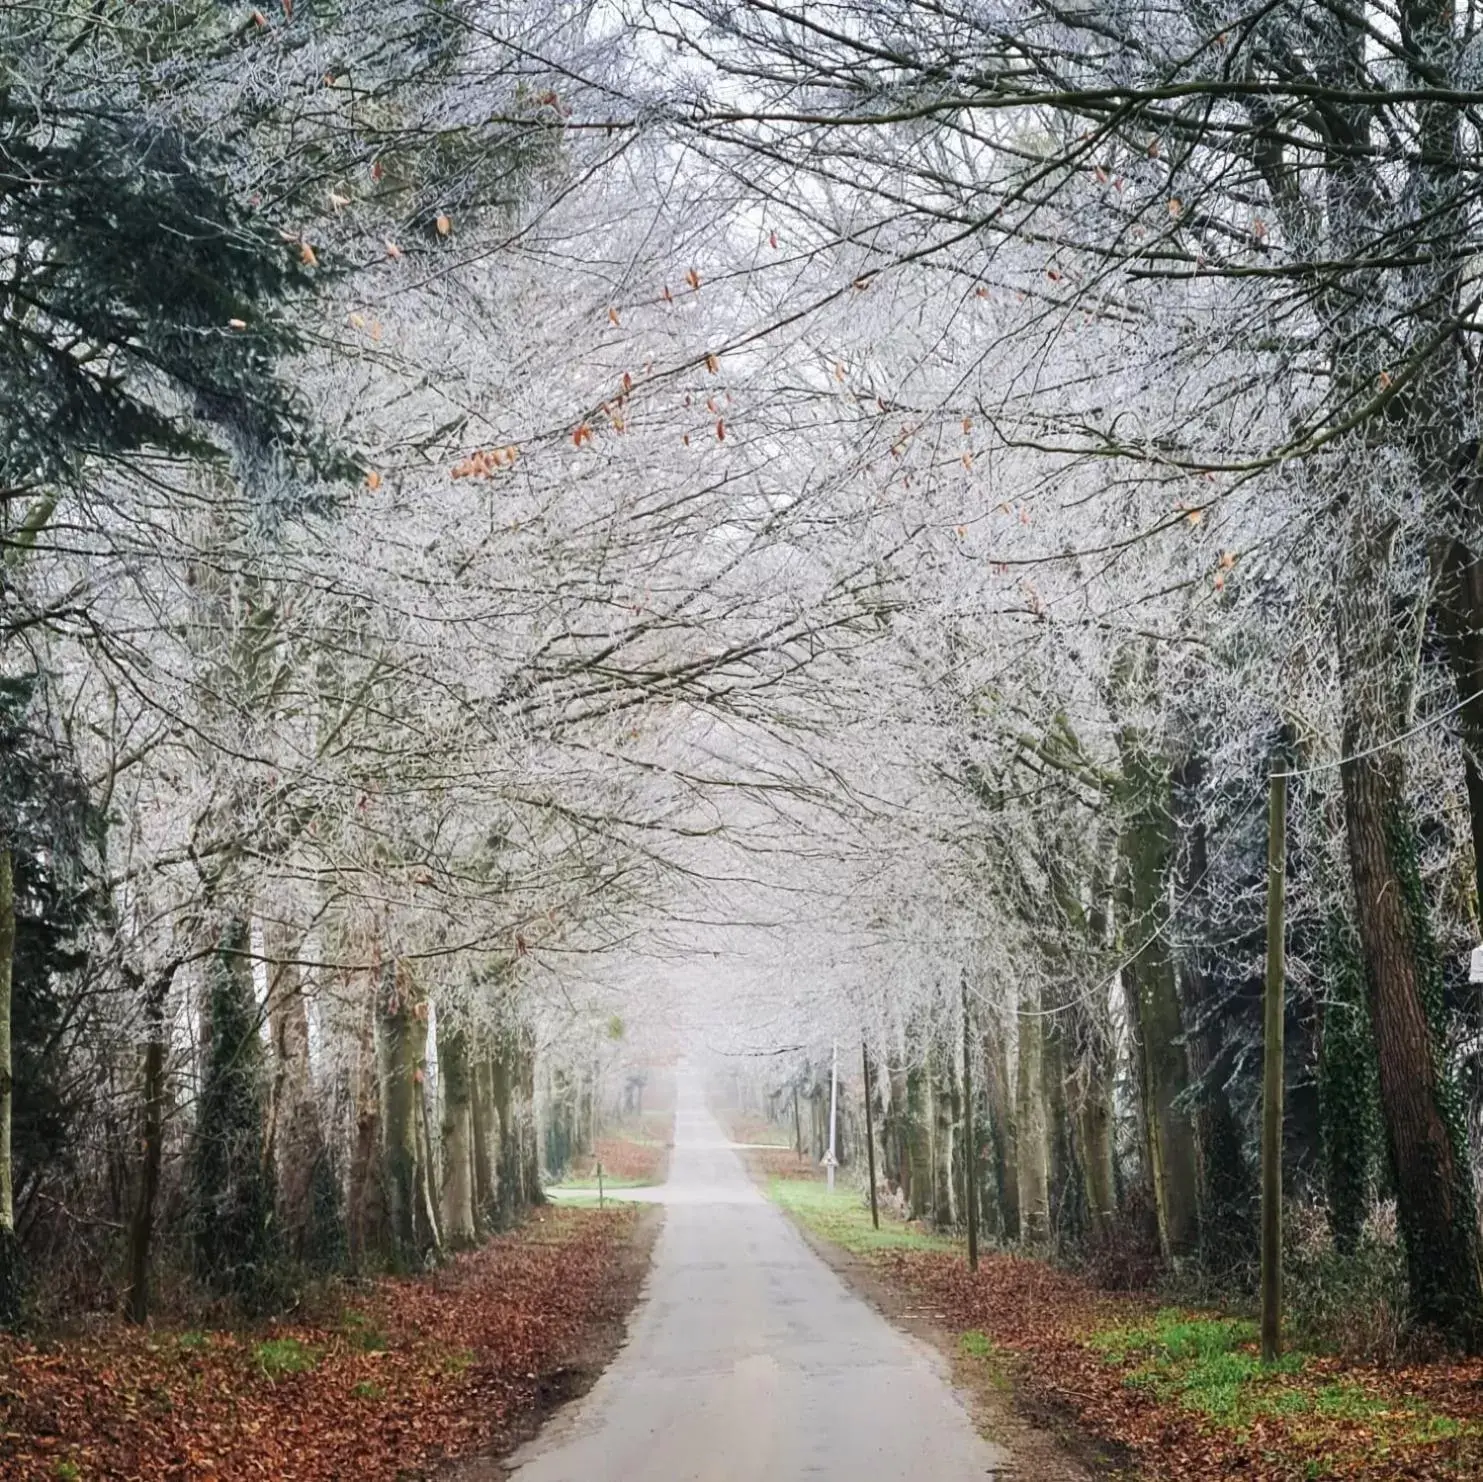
518, 1029, 542, 1206
1430, 535, 1483, 919
376, 959, 422, 1266
1113, 661, 1201, 1263
126, 964, 177, 1324
414, 1050, 442, 1257
1261, 757, 1288, 1363
469, 1038, 494, 1233
1046, 1011, 1084, 1247
931, 1042, 957, 1230
190, 912, 277, 1309
1075, 1065, 1117, 1241
960, 987, 977, 1267
440, 1022, 476, 1248
982, 1011, 1019, 1240
1173, 757, 1256, 1273
1016, 980, 1050, 1248
265, 921, 333, 1266
904, 1057, 932, 1220
1339, 503, 1483, 1346
347, 976, 386, 1269
491, 1038, 518, 1227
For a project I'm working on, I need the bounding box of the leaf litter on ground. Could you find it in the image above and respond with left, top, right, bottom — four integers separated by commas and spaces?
0, 1205, 642, 1481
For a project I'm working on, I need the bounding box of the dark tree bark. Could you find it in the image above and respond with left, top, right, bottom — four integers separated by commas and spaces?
1339, 506, 1483, 1345
1113, 649, 1201, 1263
125, 962, 180, 1324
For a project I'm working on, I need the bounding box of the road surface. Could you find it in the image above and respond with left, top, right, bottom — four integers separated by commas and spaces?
507, 1070, 1008, 1481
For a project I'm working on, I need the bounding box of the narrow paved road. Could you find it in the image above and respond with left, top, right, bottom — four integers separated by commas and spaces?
507, 1071, 1007, 1481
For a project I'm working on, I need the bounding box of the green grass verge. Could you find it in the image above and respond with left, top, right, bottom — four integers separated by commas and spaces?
542, 1188, 650, 1206
768, 1177, 955, 1255
549, 1173, 654, 1190
1089, 1309, 1471, 1450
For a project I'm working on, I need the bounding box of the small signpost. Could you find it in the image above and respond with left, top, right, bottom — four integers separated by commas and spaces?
597, 1160, 604, 1210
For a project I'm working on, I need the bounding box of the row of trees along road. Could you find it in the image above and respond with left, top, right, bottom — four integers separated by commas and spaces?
0, 1, 840, 1324
13, 0, 1483, 1363
629, 0, 1483, 1354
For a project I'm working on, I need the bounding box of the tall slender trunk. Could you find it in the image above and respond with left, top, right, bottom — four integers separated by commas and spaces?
1174, 758, 1256, 1271
1113, 655, 1201, 1262
1016, 980, 1050, 1248
960, 987, 977, 1267
347, 974, 385, 1268
982, 1011, 1019, 1240
1079, 886, 1119, 1239
1042, 1009, 1079, 1247
0, 845, 19, 1326
469, 1039, 494, 1233
904, 1056, 932, 1220
1075, 1067, 1117, 1240
414, 1054, 442, 1256
1430, 536, 1483, 918
440, 1021, 475, 1248
931, 1041, 957, 1230
518, 1030, 542, 1206
490, 1039, 516, 1226
376, 959, 422, 1265
265, 921, 331, 1265
126, 964, 177, 1324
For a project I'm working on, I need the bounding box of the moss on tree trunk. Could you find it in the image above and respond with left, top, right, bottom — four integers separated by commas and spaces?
190, 913, 278, 1310
1113, 684, 1201, 1263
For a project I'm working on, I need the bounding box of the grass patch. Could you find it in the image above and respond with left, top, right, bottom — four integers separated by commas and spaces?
351, 1380, 384, 1401
254, 1337, 319, 1379
543, 1188, 649, 1207
341, 1309, 389, 1353
1089, 1309, 1473, 1452
549, 1173, 654, 1191
960, 1329, 994, 1358
1093, 1311, 1307, 1428
768, 1177, 954, 1255
1090, 1309, 1260, 1366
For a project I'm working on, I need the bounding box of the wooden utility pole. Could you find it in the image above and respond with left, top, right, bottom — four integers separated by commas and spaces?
824, 1041, 839, 1191
0, 843, 16, 1326
1261, 754, 1288, 1362
962, 974, 979, 1271
862, 1040, 880, 1230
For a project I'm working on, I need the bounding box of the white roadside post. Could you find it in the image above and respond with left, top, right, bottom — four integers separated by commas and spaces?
824, 1040, 839, 1192
1470, 946, 1483, 985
